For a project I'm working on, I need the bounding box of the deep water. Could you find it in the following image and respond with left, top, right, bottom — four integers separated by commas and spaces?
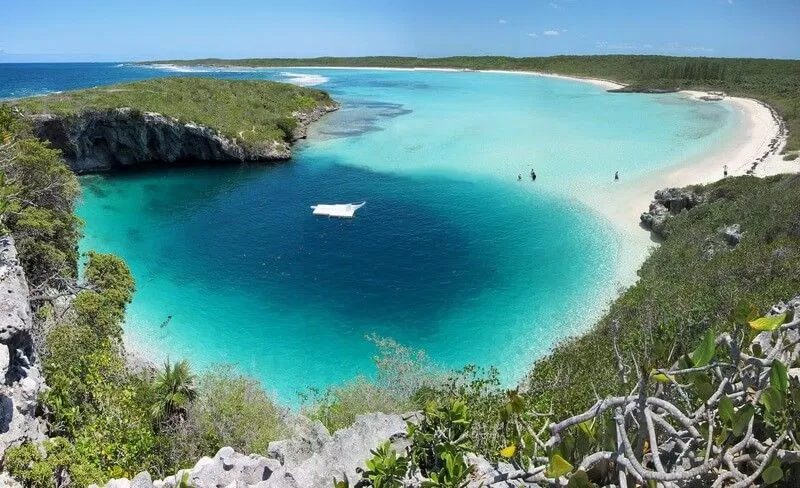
0, 63, 739, 403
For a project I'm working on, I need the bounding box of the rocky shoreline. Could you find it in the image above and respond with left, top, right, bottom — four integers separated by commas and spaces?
27, 102, 338, 173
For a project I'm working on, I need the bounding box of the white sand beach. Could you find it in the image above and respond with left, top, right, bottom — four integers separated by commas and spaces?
578, 90, 796, 289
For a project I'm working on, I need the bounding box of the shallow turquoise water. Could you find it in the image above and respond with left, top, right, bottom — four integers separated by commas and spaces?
0, 64, 738, 403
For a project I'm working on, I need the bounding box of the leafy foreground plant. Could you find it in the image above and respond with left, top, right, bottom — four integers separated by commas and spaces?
347, 302, 800, 487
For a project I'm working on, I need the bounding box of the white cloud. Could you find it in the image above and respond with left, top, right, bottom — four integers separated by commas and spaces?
527, 32, 538, 37
498, 19, 508, 24
543, 30, 560, 36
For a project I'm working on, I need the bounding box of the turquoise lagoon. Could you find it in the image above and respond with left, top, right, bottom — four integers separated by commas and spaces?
0, 64, 740, 403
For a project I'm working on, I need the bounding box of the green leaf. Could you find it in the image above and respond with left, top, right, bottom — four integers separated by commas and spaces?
691, 373, 715, 401
762, 465, 784, 485
545, 453, 574, 479
760, 386, 785, 414
691, 329, 716, 367
718, 395, 734, 425
749, 313, 787, 332
732, 404, 755, 436
567, 470, 590, 488
770, 361, 789, 394
733, 300, 759, 326
650, 369, 673, 384
577, 419, 596, 441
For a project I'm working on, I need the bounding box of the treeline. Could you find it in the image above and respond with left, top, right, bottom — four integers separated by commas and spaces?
149, 55, 800, 152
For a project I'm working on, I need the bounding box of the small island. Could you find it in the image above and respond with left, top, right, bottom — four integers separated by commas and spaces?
12, 77, 339, 172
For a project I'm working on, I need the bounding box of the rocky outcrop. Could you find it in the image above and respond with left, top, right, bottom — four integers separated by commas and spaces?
0, 236, 47, 458
640, 187, 704, 238
722, 223, 743, 246
29, 103, 338, 173
92, 413, 533, 488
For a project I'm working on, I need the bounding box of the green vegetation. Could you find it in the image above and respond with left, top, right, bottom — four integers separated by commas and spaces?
151, 55, 800, 150
526, 173, 800, 419
12, 77, 335, 145
302, 336, 434, 432
0, 105, 290, 486
165, 366, 288, 465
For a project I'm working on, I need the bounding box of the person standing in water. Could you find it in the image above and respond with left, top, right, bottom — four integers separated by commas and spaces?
614, 171, 619, 181
531, 169, 537, 181
518, 174, 522, 181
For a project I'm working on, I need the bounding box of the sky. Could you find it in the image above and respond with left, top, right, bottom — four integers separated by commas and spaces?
1, 0, 799, 62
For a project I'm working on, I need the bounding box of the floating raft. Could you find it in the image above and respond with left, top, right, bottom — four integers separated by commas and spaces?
310, 201, 366, 218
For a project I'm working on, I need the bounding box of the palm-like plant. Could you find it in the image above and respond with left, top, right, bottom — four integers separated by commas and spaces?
152, 359, 197, 422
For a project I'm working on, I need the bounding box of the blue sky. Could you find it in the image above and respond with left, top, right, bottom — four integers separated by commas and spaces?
1, 0, 798, 62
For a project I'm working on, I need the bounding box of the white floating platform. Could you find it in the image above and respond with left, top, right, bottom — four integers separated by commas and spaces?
310, 201, 366, 218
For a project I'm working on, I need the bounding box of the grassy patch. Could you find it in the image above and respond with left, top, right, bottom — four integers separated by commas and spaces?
12, 77, 334, 145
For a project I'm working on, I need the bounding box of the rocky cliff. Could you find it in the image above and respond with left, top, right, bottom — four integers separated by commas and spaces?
0, 236, 47, 458
29, 103, 338, 173
92, 413, 529, 488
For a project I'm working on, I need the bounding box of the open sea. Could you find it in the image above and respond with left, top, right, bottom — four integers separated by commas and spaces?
0, 63, 739, 403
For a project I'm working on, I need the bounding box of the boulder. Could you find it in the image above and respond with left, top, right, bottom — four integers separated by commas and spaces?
722, 224, 743, 246
640, 187, 704, 238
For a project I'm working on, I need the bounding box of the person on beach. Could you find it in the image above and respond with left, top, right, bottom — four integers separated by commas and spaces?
724, 164, 728, 177
531, 169, 537, 181
614, 171, 619, 181
518, 174, 522, 181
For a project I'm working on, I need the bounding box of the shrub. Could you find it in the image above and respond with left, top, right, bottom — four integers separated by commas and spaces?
165, 366, 288, 465
303, 335, 436, 432
4, 438, 104, 487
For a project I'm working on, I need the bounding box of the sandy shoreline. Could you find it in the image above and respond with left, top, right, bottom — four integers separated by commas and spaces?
144, 63, 628, 91
577, 90, 796, 289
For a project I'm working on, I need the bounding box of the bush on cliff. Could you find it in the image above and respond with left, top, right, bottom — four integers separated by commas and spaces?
303, 336, 436, 432
164, 366, 288, 467
0, 106, 81, 288
34, 252, 167, 481
525, 173, 800, 420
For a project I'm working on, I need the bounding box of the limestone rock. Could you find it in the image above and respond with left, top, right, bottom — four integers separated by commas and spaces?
104, 413, 406, 488
0, 236, 47, 459
0, 235, 32, 343
640, 187, 704, 238
287, 413, 407, 488
267, 415, 331, 467
29, 104, 338, 173
722, 224, 743, 246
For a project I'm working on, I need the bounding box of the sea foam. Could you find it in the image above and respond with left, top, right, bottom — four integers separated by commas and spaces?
279, 72, 330, 86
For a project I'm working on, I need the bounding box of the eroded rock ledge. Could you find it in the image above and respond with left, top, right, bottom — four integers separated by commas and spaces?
0, 236, 47, 459
29, 103, 338, 173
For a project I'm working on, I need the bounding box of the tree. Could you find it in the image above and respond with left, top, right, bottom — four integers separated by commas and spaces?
153, 359, 197, 422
